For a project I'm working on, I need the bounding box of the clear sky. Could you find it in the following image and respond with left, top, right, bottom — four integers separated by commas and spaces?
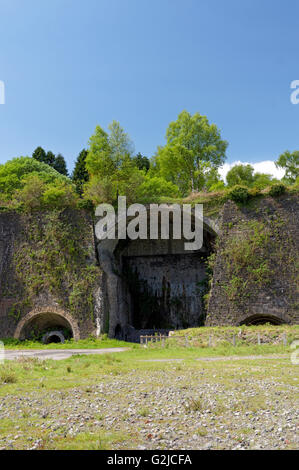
0, 0, 299, 175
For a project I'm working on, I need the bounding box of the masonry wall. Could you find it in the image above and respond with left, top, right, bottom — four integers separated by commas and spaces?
206, 194, 299, 326
0, 209, 102, 340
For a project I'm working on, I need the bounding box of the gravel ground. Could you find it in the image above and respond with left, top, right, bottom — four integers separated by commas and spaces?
0, 360, 298, 450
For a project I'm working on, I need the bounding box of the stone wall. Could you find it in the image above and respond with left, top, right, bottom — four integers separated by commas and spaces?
0, 209, 102, 340
1, 194, 298, 341
206, 194, 299, 326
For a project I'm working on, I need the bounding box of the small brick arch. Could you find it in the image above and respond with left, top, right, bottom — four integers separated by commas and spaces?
239, 313, 288, 326
14, 307, 80, 341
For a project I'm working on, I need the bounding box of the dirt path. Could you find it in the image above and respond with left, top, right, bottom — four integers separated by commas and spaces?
3, 349, 289, 362
3, 348, 129, 361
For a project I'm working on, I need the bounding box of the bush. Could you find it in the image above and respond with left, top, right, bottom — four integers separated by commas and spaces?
249, 187, 261, 197
269, 183, 286, 197
228, 185, 250, 203
42, 184, 78, 209
15, 174, 46, 210
137, 176, 180, 201
0, 156, 69, 196
77, 198, 94, 211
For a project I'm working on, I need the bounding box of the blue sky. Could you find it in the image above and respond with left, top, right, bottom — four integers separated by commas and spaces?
0, 0, 299, 175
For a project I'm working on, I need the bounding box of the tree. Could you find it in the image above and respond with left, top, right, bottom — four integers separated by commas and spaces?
226, 164, 255, 187
86, 126, 113, 176
32, 146, 47, 163
0, 156, 69, 197
85, 122, 143, 204
45, 151, 55, 167
108, 120, 134, 168
154, 110, 228, 195
137, 176, 179, 201
72, 149, 89, 194
133, 152, 150, 172
53, 154, 68, 176
276, 150, 299, 184
253, 173, 278, 190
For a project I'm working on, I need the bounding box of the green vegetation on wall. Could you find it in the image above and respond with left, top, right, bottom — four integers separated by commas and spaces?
7, 209, 100, 321
218, 215, 299, 308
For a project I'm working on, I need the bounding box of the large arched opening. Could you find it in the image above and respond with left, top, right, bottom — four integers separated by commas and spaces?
97, 207, 219, 339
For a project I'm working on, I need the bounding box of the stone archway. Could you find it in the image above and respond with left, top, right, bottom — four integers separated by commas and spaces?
14, 307, 80, 341
96, 206, 219, 338
240, 314, 286, 326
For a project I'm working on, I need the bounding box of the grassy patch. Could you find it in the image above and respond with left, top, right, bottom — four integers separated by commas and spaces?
1, 336, 136, 350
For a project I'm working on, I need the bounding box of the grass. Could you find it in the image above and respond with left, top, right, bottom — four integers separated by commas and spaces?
165, 324, 299, 348
0, 341, 295, 397
0, 326, 298, 449
1, 336, 137, 350
0, 350, 297, 449
2, 325, 298, 351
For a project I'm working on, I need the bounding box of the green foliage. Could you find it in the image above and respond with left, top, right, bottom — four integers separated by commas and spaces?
226, 164, 254, 187
133, 152, 150, 172
222, 221, 272, 300
154, 110, 228, 195
269, 183, 286, 197
11, 211, 100, 320
253, 173, 278, 189
0, 157, 77, 212
32, 147, 69, 176
137, 176, 179, 202
86, 125, 112, 176
208, 181, 226, 192
32, 146, 47, 163
53, 153, 68, 176
85, 123, 144, 204
0, 156, 70, 200
276, 150, 299, 184
228, 185, 250, 203
45, 151, 56, 166
72, 149, 89, 194
42, 183, 78, 209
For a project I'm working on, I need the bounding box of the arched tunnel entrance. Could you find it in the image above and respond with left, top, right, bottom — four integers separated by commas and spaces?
96, 207, 219, 340
240, 314, 285, 326
119, 241, 213, 330
14, 309, 80, 342
111, 230, 216, 336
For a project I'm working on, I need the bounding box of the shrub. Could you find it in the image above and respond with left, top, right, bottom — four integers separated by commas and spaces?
249, 187, 261, 197
0, 156, 69, 196
208, 181, 226, 192
15, 174, 46, 210
0, 369, 17, 384
269, 183, 286, 197
42, 183, 78, 209
137, 176, 180, 201
77, 198, 94, 211
228, 185, 250, 203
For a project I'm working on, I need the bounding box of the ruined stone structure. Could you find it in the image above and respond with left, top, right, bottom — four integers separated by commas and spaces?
206, 194, 299, 326
0, 194, 298, 342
